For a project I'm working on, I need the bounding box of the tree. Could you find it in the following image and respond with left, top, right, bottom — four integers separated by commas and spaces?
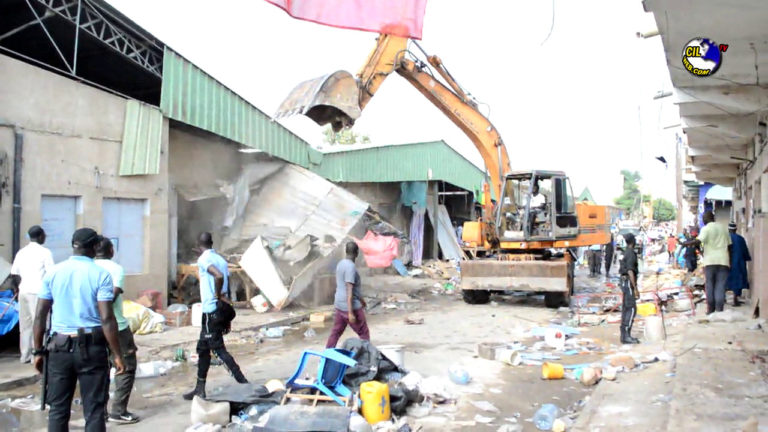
652, 198, 677, 222
613, 170, 649, 213
322, 125, 371, 145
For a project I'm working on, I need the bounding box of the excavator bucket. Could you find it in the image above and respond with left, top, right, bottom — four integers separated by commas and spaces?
274, 70, 362, 132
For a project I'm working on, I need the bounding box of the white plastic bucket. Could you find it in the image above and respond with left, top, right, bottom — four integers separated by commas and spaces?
644, 315, 666, 342
191, 303, 203, 327
378, 345, 405, 368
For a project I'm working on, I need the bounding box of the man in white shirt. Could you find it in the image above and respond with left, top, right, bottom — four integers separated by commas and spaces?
10, 225, 54, 363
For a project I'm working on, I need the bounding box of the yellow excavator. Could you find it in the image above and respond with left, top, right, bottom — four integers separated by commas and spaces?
275, 35, 612, 307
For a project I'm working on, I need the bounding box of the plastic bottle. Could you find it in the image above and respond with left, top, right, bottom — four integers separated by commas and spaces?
533, 404, 561, 431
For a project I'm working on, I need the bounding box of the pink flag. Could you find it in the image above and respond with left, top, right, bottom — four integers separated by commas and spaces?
265, 0, 427, 39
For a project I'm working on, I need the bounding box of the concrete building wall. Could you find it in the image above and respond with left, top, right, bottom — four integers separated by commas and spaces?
740, 148, 768, 315
0, 54, 170, 304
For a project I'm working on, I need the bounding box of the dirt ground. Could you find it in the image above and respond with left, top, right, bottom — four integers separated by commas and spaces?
1, 269, 766, 431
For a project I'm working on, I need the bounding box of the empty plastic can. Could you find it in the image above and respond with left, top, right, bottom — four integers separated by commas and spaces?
541, 362, 564, 380
360, 381, 390, 424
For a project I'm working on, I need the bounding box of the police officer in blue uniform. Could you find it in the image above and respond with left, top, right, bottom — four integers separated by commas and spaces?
33, 228, 125, 432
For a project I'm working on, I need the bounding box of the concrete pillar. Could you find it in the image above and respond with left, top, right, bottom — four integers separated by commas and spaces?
432, 182, 439, 259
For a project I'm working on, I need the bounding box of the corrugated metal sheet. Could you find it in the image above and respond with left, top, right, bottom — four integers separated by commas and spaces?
119, 100, 163, 175
312, 140, 487, 192
160, 48, 313, 167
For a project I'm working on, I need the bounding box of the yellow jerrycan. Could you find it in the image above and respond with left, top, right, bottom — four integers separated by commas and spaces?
359, 381, 390, 424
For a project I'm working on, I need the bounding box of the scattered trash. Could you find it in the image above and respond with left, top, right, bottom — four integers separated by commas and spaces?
309, 312, 330, 323
404, 317, 424, 325
185, 423, 223, 432
602, 367, 618, 381
489, 388, 503, 394
136, 360, 178, 379
609, 355, 636, 370
497, 425, 523, 432
477, 342, 506, 360
406, 401, 432, 418
644, 315, 666, 342
533, 404, 561, 431
578, 367, 601, 386
529, 325, 580, 338
174, 348, 187, 362
349, 412, 373, 432
474, 414, 496, 424
360, 381, 391, 424
260, 327, 286, 338
542, 362, 565, 380
378, 345, 406, 368
470, 400, 500, 413
552, 417, 573, 432
400, 371, 423, 391
651, 394, 673, 404
392, 259, 409, 277
544, 328, 566, 351
747, 320, 765, 331
448, 365, 471, 385
190, 396, 229, 426
303, 328, 316, 338
698, 309, 747, 323
265, 379, 285, 393
250, 295, 270, 313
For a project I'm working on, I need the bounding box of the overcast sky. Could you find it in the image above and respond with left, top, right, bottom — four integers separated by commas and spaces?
107, 0, 679, 204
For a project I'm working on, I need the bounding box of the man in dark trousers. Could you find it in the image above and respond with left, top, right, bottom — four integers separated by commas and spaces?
681, 211, 731, 314
619, 233, 640, 344
604, 234, 615, 276
32, 228, 125, 432
183, 232, 247, 401
94, 238, 139, 424
727, 222, 751, 307
325, 242, 370, 348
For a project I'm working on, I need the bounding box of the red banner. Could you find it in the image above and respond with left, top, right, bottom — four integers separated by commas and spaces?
265, 0, 427, 39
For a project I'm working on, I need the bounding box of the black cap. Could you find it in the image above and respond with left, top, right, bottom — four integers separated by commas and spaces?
27, 225, 44, 238
728, 222, 737, 230
623, 233, 636, 245
72, 228, 101, 248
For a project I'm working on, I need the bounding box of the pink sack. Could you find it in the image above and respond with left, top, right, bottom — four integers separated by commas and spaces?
355, 231, 400, 268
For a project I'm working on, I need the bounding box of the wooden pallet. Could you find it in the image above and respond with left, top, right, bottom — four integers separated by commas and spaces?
280, 387, 351, 408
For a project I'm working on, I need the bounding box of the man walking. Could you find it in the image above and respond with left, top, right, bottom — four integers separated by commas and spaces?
681, 211, 731, 314
619, 233, 640, 344
95, 238, 139, 424
32, 228, 125, 432
588, 244, 602, 277
604, 234, 615, 276
10, 225, 54, 363
183, 233, 247, 401
727, 222, 751, 307
326, 242, 370, 348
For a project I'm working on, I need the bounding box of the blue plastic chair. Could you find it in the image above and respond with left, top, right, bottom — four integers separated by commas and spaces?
284, 348, 357, 406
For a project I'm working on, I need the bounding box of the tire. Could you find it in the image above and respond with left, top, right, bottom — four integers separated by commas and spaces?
462, 289, 491, 305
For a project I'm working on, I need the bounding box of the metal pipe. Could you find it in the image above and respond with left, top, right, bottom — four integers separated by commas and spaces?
12, 130, 23, 259
73, 0, 82, 74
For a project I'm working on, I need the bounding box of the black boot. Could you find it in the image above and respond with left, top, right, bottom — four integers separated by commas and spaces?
183, 378, 206, 401
627, 323, 641, 344
621, 326, 640, 344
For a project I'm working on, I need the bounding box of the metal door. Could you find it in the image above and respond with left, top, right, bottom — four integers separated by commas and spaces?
41, 196, 77, 263
102, 198, 145, 274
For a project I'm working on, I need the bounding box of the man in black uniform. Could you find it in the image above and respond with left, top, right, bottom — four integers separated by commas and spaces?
619, 233, 640, 344
33, 228, 125, 432
604, 234, 615, 276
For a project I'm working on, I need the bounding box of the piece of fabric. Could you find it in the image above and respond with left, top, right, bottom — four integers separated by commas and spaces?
727, 232, 751, 296
197, 249, 229, 314
334, 259, 362, 311
121, 300, 164, 335
325, 308, 370, 348
705, 264, 729, 313
19, 293, 37, 363
410, 208, 425, 267
697, 222, 731, 267
47, 338, 109, 432
355, 231, 399, 268
196, 313, 246, 383
94, 259, 128, 332
109, 328, 137, 416
400, 181, 428, 209
10, 242, 54, 295
265, 0, 427, 39
39, 256, 114, 334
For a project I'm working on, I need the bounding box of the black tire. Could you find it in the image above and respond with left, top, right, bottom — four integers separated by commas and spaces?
462, 289, 491, 304
545, 292, 566, 308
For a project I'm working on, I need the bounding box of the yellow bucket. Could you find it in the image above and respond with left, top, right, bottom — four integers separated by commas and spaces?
360, 381, 390, 424
542, 362, 564, 380
637, 302, 658, 317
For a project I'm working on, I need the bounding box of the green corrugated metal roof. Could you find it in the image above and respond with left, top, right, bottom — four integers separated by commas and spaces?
119, 100, 163, 175
312, 141, 487, 193
160, 48, 314, 167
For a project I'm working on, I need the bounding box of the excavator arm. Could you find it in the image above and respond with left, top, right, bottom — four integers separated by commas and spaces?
275, 34, 511, 202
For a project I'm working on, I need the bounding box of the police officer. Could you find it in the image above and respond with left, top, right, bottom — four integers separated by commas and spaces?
33, 228, 125, 432
619, 233, 640, 344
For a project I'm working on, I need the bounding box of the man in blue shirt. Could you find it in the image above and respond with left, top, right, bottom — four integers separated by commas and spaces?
183, 232, 247, 401
33, 228, 125, 432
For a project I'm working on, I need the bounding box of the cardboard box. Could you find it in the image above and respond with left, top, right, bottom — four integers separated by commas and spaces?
310, 312, 330, 323
161, 309, 191, 327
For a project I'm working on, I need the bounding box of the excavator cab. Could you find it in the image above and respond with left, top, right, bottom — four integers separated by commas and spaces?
497, 171, 578, 242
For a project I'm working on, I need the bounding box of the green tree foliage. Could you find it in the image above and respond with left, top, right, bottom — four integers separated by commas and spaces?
652, 198, 677, 222
614, 170, 646, 212
322, 125, 371, 145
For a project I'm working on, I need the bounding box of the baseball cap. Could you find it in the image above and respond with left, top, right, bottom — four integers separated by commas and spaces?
728, 222, 737, 230
72, 228, 102, 248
